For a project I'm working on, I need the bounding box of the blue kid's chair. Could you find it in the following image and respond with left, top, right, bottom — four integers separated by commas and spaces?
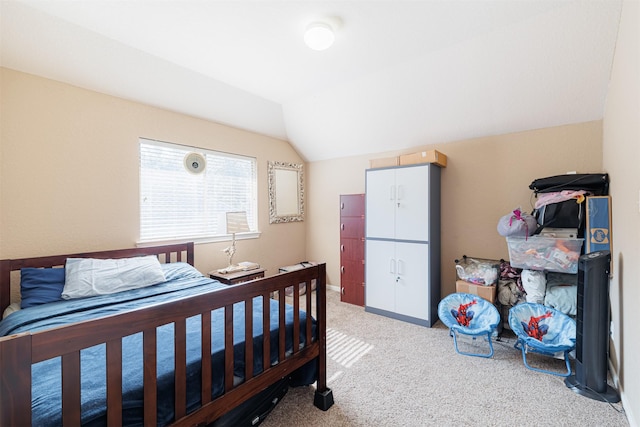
438, 292, 501, 358
508, 302, 576, 377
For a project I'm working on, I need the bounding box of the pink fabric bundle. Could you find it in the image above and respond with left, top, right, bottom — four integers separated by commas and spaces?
534, 190, 586, 209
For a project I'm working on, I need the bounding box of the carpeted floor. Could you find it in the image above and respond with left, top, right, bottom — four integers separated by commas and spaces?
261, 290, 628, 427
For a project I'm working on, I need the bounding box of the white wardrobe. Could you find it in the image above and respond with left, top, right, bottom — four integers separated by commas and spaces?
365, 163, 441, 327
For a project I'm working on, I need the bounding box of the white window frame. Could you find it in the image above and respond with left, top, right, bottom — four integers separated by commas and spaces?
139, 138, 259, 244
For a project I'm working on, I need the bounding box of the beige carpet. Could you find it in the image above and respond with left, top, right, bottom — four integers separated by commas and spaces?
261, 290, 628, 427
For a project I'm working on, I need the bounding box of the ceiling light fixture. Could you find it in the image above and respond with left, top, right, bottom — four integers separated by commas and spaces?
304, 21, 335, 51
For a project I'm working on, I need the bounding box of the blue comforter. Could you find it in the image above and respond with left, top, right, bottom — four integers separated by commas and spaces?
0, 263, 316, 426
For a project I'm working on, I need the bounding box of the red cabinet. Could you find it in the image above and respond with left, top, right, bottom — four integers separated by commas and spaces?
340, 194, 365, 306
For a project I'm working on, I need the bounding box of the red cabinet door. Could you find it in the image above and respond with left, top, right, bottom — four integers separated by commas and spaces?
341, 258, 365, 283
340, 218, 365, 239
341, 279, 365, 307
340, 237, 365, 261
340, 194, 365, 217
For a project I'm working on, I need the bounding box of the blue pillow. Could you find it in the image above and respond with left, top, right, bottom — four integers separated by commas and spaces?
20, 267, 66, 308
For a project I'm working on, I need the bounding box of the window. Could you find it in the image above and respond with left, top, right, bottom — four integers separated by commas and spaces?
139, 138, 257, 243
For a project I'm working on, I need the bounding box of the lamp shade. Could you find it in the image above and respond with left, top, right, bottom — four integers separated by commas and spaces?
304, 22, 335, 51
226, 211, 250, 234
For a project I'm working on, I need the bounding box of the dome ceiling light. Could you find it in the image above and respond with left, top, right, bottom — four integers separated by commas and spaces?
304, 18, 341, 51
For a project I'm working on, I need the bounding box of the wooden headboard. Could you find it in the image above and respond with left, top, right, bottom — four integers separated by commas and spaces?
0, 242, 194, 315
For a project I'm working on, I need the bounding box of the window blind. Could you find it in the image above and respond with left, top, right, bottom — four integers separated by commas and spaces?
139, 138, 257, 242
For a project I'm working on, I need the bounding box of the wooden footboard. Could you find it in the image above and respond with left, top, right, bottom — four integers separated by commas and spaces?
0, 243, 332, 426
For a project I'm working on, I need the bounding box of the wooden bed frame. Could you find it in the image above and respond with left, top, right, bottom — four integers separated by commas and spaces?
0, 242, 333, 426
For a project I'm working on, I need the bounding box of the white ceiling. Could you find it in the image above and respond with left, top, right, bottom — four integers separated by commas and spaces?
0, 1, 623, 162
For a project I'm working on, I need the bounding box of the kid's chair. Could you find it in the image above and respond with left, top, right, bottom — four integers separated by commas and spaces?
438, 292, 501, 358
508, 302, 576, 377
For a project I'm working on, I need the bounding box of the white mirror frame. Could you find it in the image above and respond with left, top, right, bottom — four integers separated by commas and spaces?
268, 161, 304, 224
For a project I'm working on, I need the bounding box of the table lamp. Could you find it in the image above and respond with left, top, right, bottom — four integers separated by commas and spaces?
220, 211, 250, 272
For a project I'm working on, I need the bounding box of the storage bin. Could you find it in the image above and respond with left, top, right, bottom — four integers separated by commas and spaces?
506, 236, 584, 273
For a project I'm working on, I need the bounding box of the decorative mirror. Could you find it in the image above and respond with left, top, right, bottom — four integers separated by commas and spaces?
268, 161, 304, 223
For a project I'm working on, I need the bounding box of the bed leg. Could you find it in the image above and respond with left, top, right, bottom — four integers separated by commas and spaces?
314, 388, 334, 411
313, 263, 334, 411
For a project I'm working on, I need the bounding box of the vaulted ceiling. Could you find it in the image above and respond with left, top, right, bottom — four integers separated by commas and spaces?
1, 1, 622, 162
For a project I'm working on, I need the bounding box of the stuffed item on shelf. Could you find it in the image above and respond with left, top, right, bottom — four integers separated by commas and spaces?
497, 208, 537, 238
498, 280, 525, 306
521, 269, 546, 304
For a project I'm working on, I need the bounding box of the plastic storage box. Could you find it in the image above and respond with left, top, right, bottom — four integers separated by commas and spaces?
506, 236, 584, 273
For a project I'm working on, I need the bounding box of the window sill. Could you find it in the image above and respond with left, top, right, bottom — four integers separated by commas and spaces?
137, 231, 261, 247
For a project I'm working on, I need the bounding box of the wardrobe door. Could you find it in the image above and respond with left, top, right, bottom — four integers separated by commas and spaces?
364, 239, 395, 312
365, 168, 396, 239
394, 241, 430, 321
394, 165, 430, 242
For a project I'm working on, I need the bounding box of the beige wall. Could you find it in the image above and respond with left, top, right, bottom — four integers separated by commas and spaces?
307, 121, 603, 294
0, 68, 306, 283
603, 0, 639, 423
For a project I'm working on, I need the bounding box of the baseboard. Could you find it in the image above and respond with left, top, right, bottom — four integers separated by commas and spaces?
327, 284, 340, 292
620, 392, 634, 427
608, 358, 620, 389
607, 358, 631, 425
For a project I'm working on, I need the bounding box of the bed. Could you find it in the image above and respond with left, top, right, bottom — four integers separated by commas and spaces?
0, 242, 333, 426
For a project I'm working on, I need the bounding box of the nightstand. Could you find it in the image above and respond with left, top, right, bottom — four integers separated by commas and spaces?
209, 267, 266, 285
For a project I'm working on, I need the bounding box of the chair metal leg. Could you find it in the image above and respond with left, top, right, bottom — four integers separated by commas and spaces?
451, 329, 494, 358
515, 341, 572, 377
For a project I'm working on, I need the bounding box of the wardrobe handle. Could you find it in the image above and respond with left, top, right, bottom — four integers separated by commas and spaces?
341, 202, 345, 210
341, 266, 345, 274
340, 245, 345, 252
389, 259, 396, 274
341, 223, 345, 230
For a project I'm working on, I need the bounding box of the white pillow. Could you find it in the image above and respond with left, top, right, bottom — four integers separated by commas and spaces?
62, 256, 166, 299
